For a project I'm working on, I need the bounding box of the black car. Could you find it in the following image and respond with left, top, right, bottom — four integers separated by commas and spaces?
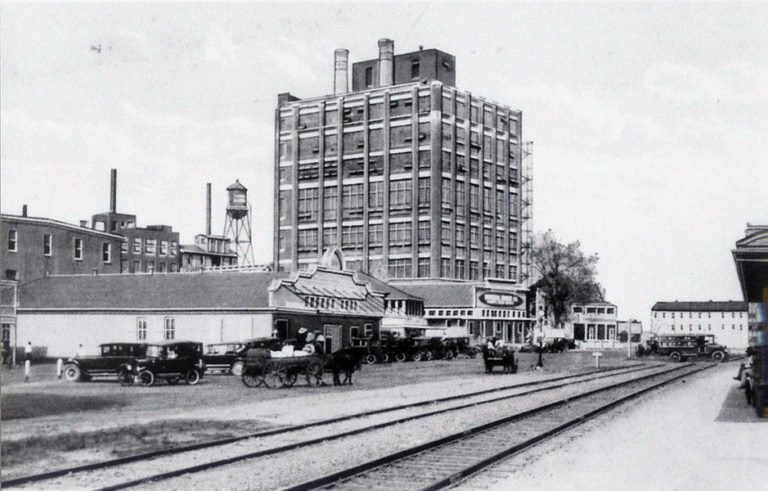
203, 338, 284, 376
123, 341, 206, 387
63, 343, 147, 382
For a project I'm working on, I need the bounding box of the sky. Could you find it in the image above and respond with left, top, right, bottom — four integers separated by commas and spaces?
2, 1, 767, 327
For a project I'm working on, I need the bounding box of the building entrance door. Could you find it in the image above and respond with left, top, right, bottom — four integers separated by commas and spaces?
323, 325, 342, 353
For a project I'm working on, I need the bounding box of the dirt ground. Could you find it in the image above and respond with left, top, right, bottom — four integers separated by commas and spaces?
3, 351, 761, 487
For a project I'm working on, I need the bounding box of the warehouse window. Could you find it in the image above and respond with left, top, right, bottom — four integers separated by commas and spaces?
136, 317, 147, 341
102, 243, 111, 263
411, 59, 420, 80
164, 317, 175, 340
74, 238, 83, 260
8, 230, 17, 252
43, 234, 52, 256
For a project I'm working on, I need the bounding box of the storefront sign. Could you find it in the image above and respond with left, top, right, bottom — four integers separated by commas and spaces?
478, 291, 524, 308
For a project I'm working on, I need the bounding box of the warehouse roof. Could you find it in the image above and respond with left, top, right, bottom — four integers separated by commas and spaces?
354, 272, 423, 302
394, 282, 477, 307
651, 301, 747, 312
18, 271, 289, 310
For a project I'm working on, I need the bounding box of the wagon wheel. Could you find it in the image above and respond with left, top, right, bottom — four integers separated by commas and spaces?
263, 363, 287, 389
305, 361, 324, 387
241, 367, 263, 388
282, 371, 299, 387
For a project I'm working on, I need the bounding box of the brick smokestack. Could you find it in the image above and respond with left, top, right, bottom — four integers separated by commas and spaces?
22, 204, 27, 217
206, 183, 212, 236
378, 38, 394, 87
110, 169, 117, 213
334, 48, 349, 95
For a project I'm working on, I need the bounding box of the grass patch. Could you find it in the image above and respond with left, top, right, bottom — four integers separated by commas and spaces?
1, 393, 129, 420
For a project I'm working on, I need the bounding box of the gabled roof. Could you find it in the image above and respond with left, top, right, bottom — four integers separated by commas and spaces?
354, 271, 423, 302
18, 271, 289, 311
394, 282, 477, 307
651, 301, 747, 312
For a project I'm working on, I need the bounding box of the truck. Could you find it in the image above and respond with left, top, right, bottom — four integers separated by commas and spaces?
653, 334, 729, 362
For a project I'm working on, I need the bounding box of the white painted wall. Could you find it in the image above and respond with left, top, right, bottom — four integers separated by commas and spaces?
17, 312, 274, 358
649, 310, 749, 351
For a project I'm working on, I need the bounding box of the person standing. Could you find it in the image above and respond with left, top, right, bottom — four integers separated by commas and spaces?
77, 344, 86, 357
24, 341, 32, 382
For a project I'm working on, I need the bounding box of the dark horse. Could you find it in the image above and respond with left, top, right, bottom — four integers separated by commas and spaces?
328, 347, 367, 386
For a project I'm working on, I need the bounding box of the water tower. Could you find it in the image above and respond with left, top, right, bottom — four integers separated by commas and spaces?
223, 179, 255, 266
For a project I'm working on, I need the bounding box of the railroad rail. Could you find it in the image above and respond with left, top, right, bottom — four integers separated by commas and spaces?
3, 364, 649, 489
285, 363, 712, 490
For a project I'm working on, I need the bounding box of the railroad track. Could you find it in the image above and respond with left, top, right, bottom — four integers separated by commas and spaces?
285, 363, 712, 490
3, 364, 651, 489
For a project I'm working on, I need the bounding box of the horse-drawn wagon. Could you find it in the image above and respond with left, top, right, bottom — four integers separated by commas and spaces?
241, 349, 325, 388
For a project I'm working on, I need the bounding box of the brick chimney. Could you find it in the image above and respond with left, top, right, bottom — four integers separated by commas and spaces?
334, 48, 349, 95
378, 38, 394, 87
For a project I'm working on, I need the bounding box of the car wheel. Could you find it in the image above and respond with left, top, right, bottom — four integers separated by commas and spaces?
185, 369, 201, 385
363, 353, 378, 365
241, 367, 262, 388
411, 351, 423, 362
138, 370, 154, 387
711, 350, 726, 362
669, 351, 682, 362
63, 364, 81, 382
423, 351, 433, 361
118, 370, 135, 386
444, 350, 455, 360
380, 352, 390, 363
230, 360, 245, 376
394, 352, 407, 362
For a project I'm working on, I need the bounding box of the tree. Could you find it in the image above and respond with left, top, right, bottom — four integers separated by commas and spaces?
531, 230, 604, 328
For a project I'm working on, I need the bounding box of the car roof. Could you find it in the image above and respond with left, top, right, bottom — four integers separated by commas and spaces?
144, 340, 202, 346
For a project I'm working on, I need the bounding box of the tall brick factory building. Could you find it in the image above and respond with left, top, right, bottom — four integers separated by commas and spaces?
273, 39, 531, 284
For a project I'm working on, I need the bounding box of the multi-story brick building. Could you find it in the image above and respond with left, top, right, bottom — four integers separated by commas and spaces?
650, 301, 748, 351
91, 170, 181, 273
1, 209, 124, 283
274, 39, 526, 283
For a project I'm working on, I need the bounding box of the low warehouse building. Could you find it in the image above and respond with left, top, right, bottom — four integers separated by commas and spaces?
15, 266, 384, 358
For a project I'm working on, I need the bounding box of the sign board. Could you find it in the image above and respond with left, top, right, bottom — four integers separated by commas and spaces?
476, 288, 525, 310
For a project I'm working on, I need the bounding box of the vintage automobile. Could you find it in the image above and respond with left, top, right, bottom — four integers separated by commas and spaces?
202, 342, 246, 375
63, 343, 147, 382
654, 334, 729, 362
122, 341, 206, 387
442, 336, 479, 359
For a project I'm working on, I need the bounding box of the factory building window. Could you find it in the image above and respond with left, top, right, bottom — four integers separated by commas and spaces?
323, 227, 337, 246
456, 223, 466, 245
483, 229, 492, 250
342, 225, 363, 250
418, 178, 431, 207
441, 258, 451, 277
160, 240, 168, 256
164, 317, 175, 340
369, 128, 383, 152
102, 243, 111, 263
369, 223, 383, 247
325, 107, 338, 126
298, 188, 319, 222
43, 234, 52, 256
470, 226, 480, 248
418, 258, 430, 278
470, 261, 479, 280
390, 180, 412, 209
411, 59, 420, 80
74, 238, 83, 260
418, 95, 431, 115
145, 239, 157, 256
369, 181, 384, 210
456, 260, 466, 279
390, 124, 413, 149
418, 221, 431, 245
323, 134, 338, 157
8, 230, 18, 252
389, 222, 412, 249
297, 229, 318, 252
170, 241, 178, 257
470, 185, 480, 211
365, 67, 374, 88
342, 184, 364, 217
419, 150, 431, 169
389, 258, 412, 279
136, 317, 147, 341
323, 186, 338, 221
496, 264, 505, 279
441, 178, 452, 206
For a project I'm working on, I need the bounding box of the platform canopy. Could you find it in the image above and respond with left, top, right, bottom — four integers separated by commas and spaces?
733, 224, 768, 303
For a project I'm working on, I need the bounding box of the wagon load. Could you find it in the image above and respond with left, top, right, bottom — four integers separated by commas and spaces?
241, 346, 324, 388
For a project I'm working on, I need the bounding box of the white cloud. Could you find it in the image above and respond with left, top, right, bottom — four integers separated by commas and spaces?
644, 62, 768, 105
204, 25, 241, 67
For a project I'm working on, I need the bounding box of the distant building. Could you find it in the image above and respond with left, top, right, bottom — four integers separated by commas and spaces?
1, 211, 124, 283
180, 234, 238, 271
569, 302, 619, 348
91, 169, 180, 273
273, 39, 529, 283
396, 279, 532, 343
650, 301, 748, 351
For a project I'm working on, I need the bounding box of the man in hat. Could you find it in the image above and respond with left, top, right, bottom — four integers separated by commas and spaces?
296, 327, 308, 350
